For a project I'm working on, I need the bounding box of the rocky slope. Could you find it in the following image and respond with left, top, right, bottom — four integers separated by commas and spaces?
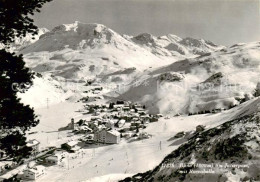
121, 98, 260, 182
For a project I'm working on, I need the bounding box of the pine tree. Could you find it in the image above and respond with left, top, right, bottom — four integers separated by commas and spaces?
0, 0, 52, 162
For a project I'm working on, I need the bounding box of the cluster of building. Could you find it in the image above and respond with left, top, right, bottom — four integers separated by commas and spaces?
69, 101, 161, 144
0, 101, 163, 181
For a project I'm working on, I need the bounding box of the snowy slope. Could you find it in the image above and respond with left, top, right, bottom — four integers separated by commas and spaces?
122, 98, 260, 182
20, 21, 175, 72
118, 41, 260, 114
16, 21, 223, 108
27, 96, 260, 182
126, 33, 223, 59
20, 21, 224, 75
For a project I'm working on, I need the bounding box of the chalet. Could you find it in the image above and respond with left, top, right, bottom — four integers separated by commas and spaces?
0, 161, 13, 174
104, 120, 115, 129
77, 126, 93, 134
131, 121, 141, 127
94, 87, 103, 91
97, 125, 107, 131
92, 90, 100, 94
61, 141, 80, 152
45, 151, 66, 165
82, 134, 94, 144
91, 116, 102, 121
88, 121, 99, 131
136, 108, 146, 114
123, 106, 130, 112
132, 117, 139, 122
23, 165, 45, 180
156, 114, 163, 118
94, 129, 120, 144
26, 139, 40, 154
101, 104, 108, 108
116, 100, 125, 105
134, 104, 143, 109
140, 114, 150, 119
130, 109, 135, 113
138, 132, 150, 139
118, 119, 126, 127
113, 104, 124, 109
101, 108, 108, 112
132, 113, 140, 117
93, 111, 100, 116
124, 101, 131, 106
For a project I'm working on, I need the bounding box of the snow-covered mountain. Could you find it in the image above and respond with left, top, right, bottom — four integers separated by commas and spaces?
16, 21, 224, 108
20, 21, 223, 74
118, 41, 260, 114
14, 21, 260, 116
128, 33, 222, 58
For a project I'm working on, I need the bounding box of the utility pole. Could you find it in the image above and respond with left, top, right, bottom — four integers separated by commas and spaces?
92, 148, 95, 158
163, 123, 167, 131
67, 157, 69, 170
46, 98, 49, 109
159, 141, 162, 151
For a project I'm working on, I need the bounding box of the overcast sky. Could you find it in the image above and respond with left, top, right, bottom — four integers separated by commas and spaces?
33, 0, 260, 46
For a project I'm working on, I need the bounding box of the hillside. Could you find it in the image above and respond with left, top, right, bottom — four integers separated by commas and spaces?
16, 21, 223, 108
8, 21, 260, 182
118, 41, 260, 115
121, 98, 260, 182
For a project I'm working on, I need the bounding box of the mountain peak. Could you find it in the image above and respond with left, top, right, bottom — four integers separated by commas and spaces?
20, 22, 128, 53
47, 21, 109, 34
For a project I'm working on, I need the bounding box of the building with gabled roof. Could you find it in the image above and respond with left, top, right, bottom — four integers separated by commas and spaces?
26, 139, 40, 154
61, 141, 80, 152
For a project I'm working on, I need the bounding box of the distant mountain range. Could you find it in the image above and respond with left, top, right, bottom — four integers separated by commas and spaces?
12, 21, 260, 116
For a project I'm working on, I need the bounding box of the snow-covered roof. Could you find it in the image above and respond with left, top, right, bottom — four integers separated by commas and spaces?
107, 130, 120, 136
119, 119, 126, 123
114, 104, 124, 108
66, 141, 78, 147
26, 139, 40, 147
25, 165, 45, 173
0, 161, 12, 167
71, 146, 81, 151
79, 126, 92, 131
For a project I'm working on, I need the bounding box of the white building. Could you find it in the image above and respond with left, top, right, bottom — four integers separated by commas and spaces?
45, 151, 66, 165
94, 129, 120, 144
26, 139, 40, 154
0, 161, 13, 174
113, 104, 124, 108
61, 141, 80, 152
23, 165, 45, 180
